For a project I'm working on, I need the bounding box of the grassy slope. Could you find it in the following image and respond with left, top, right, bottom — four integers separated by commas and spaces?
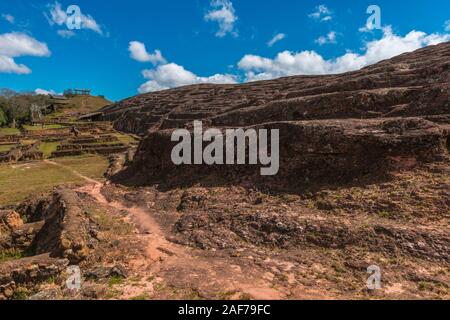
0, 128, 20, 135
0, 145, 14, 153
0, 95, 112, 132
23, 124, 65, 131
0, 155, 108, 206
0, 95, 129, 206
38, 142, 60, 157
46, 95, 111, 121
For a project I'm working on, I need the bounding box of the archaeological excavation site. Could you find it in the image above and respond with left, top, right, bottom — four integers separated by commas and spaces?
0, 41, 448, 301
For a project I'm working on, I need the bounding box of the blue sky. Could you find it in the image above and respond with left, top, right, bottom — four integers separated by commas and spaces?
0, 0, 449, 101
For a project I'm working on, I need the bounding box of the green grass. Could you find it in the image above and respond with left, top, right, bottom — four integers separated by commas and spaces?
0, 144, 14, 153
39, 142, 60, 158
52, 155, 109, 179
23, 124, 65, 131
115, 134, 139, 145
108, 275, 125, 287
0, 249, 29, 263
0, 127, 20, 135
0, 249, 24, 262
11, 287, 30, 300
0, 155, 108, 206
43, 95, 111, 121
66, 95, 111, 111
91, 210, 133, 236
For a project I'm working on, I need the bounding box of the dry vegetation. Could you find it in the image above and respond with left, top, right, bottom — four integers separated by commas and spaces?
0, 155, 108, 206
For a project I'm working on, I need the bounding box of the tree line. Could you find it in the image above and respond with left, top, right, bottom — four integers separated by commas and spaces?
0, 88, 52, 127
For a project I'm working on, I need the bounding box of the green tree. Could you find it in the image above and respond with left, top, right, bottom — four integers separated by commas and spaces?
0, 108, 7, 127
0, 90, 52, 126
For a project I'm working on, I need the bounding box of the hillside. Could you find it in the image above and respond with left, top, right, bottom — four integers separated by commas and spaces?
0, 44, 448, 300
101, 42, 449, 135
101, 43, 448, 299
44, 95, 112, 122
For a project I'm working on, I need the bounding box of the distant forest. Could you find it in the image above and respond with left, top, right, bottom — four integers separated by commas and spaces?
0, 88, 52, 127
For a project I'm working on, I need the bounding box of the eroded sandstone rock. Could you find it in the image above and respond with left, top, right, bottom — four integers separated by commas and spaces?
114, 117, 447, 191
32, 189, 92, 264
100, 42, 450, 136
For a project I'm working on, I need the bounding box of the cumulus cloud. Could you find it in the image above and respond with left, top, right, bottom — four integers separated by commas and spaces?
358, 26, 373, 33
308, 5, 332, 22
238, 27, 450, 81
45, 1, 103, 35
0, 55, 31, 74
35, 88, 58, 95
267, 33, 286, 47
315, 31, 337, 45
205, 0, 238, 37
57, 30, 75, 39
2, 14, 14, 24
0, 32, 50, 57
130, 40, 237, 93
445, 20, 450, 32
133, 26, 449, 92
0, 32, 50, 74
139, 63, 237, 93
128, 41, 166, 65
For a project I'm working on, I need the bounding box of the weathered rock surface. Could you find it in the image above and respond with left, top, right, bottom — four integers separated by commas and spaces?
31, 189, 92, 264
173, 207, 449, 262
0, 189, 97, 299
97, 44, 450, 300
115, 117, 447, 191
0, 211, 23, 230
0, 254, 68, 300
105, 43, 450, 190
101, 42, 450, 136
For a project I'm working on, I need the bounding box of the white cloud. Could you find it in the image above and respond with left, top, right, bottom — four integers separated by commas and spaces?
80, 15, 103, 35
315, 31, 337, 45
308, 5, 332, 22
445, 20, 450, 32
133, 26, 449, 92
0, 55, 31, 74
238, 27, 450, 81
130, 39, 237, 93
35, 88, 58, 95
205, 0, 238, 38
128, 41, 166, 65
267, 33, 286, 47
0, 32, 50, 74
358, 26, 372, 33
2, 14, 14, 24
46, 1, 103, 35
57, 30, 75, 38
138, 63, 237, 93
0, 32, 50, 57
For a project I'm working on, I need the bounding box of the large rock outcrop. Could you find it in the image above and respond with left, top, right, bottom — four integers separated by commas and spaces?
106, 43, 450, 189
101, 42, 450, 136
114, 117, 448, 190
0, 189, 94, 299
31, 189, 91, 264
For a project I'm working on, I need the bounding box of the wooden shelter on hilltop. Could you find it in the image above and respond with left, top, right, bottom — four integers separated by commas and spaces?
64, 88, 92, 96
